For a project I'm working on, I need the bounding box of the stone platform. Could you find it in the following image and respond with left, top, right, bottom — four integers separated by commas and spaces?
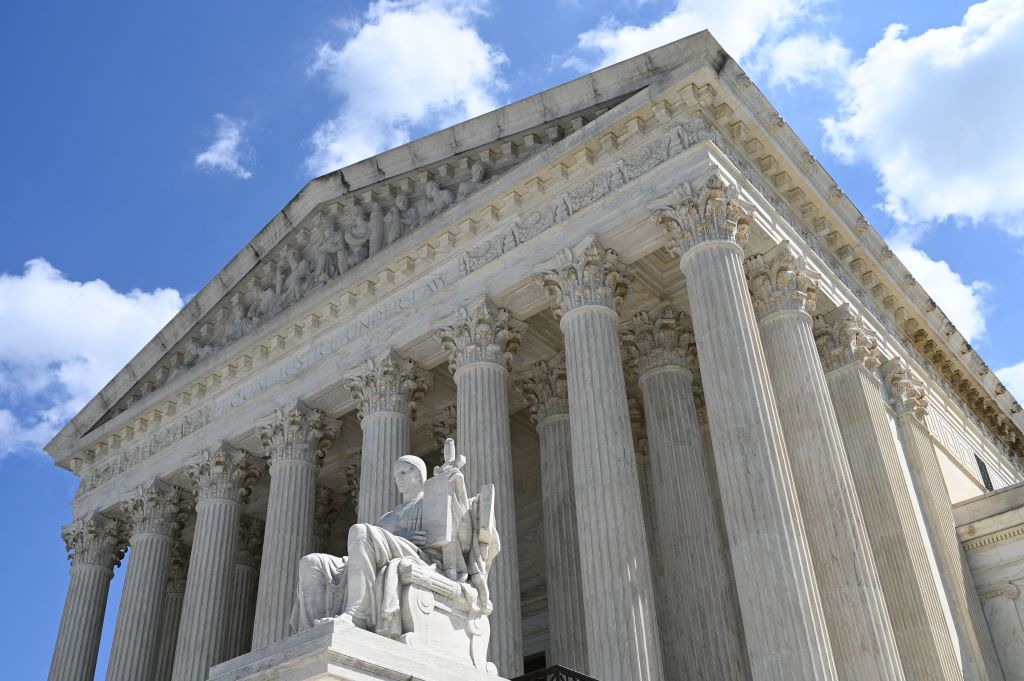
208, 619, 507, 681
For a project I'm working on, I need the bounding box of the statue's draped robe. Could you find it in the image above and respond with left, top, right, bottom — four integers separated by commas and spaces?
292, 494, 428, 635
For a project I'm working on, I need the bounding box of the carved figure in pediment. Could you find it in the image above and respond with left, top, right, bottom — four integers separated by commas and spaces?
292, 438, 498, 672
421, 179, 454, 220
223, 297, 248, 343
244, 276, 276, 328
367, 201, 385, 258
384, 193, 417, 245
456, 162, 486, 200
309, 213, 350, 287
280, 246, 312, 306
345, 204, 371, 263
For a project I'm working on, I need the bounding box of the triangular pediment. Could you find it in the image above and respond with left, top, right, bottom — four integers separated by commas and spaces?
47, 30, 734, 464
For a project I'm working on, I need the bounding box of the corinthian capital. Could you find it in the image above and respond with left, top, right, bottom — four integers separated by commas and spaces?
745, 241, 819, 320
258, 401, 341, 467
880, 358, 930, 421
62, 512, 126, 570
187, 443, 263, 504
516, 353, 569, 424
622, 302, 693, 376
813, 304, 880, 373
431, 405, 457, 447
314, 485, 343, 551
120, 480, 188, 538
343, 351, 433, 420
535, 236, 632, 316
167, 544, 190, 594
650, 171, 754, 256
433, 297, 526, 373
237, 516, 264, 569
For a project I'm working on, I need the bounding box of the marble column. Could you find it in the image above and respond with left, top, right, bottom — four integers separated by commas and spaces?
224, 516, 263, 662
623, 302, 750, 681
173, 444, 262, 681
881, 359, 1005, 681
627, 396, 658, 555
344, 350, 432, 524
517, 354, 588, 673
251, 402, 340, 649
48, 513, 125, 681
747, 242, 905, 681
107, 481, 186, 681
814, 306, 962, 680
651, 173, 837, 681
153, 544, 189, 681
536, 237, 664, 681
434, 297, 525, 677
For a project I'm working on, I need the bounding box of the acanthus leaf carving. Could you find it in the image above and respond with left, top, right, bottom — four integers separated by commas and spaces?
119, 480, 188, 539
516, 353, 569, 424
342, 351, 433, 420
433, 298, 526, 373
621, 302, 693, 376
61, 512, 127, 570
813, 304, 881, 373
187, 443, 263, 504
258, 401, 340, 467
880, 358, 930, 422
745, 241, 819, 320
651, 170, 755, 256
535, 236, 632, 316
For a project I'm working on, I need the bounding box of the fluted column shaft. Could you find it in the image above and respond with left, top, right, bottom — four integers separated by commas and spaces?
519, 355, 588, 672
435, 299, 524, 677
107, 482, 184, 681
636, 359, 750, 680
173, 445, 261, 681
345, 351, 431, 524
251, 404, 338, 649
815, 307, 961, 680
749, 244, 904, 681
882, 360, 1005, 681
48, 514, 123, 681
653, 175, 836, 681
537, 239, 663, 681
153, 546, 189, 681
224, 517, 264, 661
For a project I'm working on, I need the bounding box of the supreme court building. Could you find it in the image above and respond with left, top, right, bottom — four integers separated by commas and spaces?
46, 32, 1024, 681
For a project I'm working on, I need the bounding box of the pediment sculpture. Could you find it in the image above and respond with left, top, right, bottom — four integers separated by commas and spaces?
292, 438, 500, 674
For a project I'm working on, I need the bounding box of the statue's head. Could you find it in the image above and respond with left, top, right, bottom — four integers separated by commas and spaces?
393, 455, 427, 494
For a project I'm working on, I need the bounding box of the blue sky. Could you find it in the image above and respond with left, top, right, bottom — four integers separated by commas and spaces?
2, 1, 1023, 677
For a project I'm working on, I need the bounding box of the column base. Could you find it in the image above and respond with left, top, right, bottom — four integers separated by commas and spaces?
209, 620, 507, 681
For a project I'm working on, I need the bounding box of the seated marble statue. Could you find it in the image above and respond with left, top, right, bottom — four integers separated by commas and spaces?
291, 439, 499, 648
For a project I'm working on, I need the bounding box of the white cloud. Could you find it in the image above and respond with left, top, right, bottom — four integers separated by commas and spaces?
568, 0, 820, 70
195, 114, 252, 179
305, 0, 507, 175
756, 33, 850, 88
0, 259, 183, 457
996, 361, 1024, 402
823, 0, 1024, 224
892, 244, 990, 342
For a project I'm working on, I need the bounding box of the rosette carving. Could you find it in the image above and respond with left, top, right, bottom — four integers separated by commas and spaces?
433, 297, 526, 372
187, 443, 262, 503
535, 236, 632, 316
622, 302, 693, 376
516, 353, 569, 424
650, 171, 754, 255
343, 351, 433, 420
258, 401, 340, 467
813, 304, 881, 373
61, 512, 126, 569
746, 241, 819, 320
880, 358, 930, 421
120, 480, 188, 538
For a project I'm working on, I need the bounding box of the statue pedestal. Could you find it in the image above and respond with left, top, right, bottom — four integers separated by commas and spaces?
208, 619, 508, 681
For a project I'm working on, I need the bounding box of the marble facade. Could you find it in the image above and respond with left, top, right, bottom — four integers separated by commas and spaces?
46, 31, 1024, 681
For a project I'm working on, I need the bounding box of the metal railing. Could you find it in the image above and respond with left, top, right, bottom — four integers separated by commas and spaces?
513, 666, 598, 681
